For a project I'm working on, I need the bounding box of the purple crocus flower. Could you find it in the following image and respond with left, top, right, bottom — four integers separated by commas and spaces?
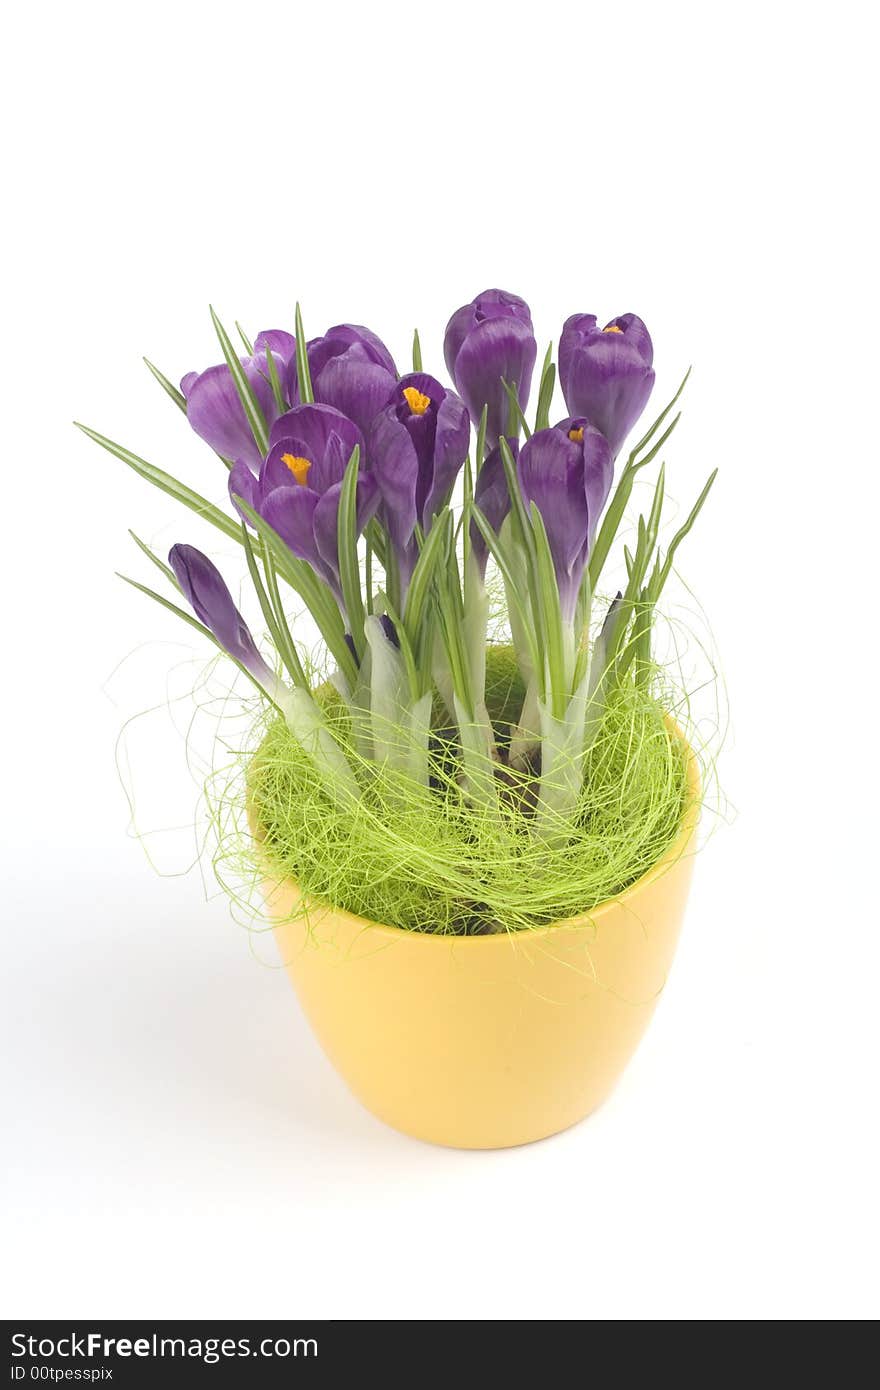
290, 324, 398, 439
558, 313, 654, 458
230, 403, 378, 608
169, 543, 277, 689
470, 437, 518, 579
181, 329, 298, 473
517, 419, 613, 622
369, 373, 470, 590
444, 289, 537, 447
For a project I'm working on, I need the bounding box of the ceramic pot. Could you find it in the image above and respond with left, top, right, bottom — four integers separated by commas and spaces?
258, 728, 699, 1149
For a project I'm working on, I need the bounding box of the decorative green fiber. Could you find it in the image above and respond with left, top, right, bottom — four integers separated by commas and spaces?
240, 645, 693, 936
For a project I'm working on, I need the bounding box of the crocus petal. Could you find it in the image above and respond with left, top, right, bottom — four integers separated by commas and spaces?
312, 482, 344, 575
180, 371, 200, 399
269, 402, 364, 470
261, 485, 321, 567
444, 288, 533, 378
312, 474, 379, 588
228, 460, 262, 524
313, 350, 398, 438
253, 329, 298, 368
185, 359, 276, 472
422, 387, 470, 523
449, 315, 537, 446
471, 438, 517, 575
604, 313, 653, 365
557, 314, 597, 399
555, 417, 614, 531
559, 313, 655, 457
369, 409, 419, 551
355, 471, 380, 534
261, 436, 315, 494
517, 429, 592, 620
168, 543, 272, 684
443, 303, 478, 379
324, 323, 397, 375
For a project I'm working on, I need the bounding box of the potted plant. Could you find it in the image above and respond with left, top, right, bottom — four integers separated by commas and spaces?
80, 290, 716, 1148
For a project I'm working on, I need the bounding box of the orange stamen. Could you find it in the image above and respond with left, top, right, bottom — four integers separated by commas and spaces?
281, 453, 312, 486
402, 386, 431, 415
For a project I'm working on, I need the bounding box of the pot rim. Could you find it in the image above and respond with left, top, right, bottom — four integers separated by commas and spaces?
254, 716, 700, 945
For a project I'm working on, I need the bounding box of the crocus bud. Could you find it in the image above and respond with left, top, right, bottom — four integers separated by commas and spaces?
181, 328, 297, 472
369, 373, 470, 591
254, 404, 378, 609
516, 420, 613, 623
290, 324, 398, 439
444, 289, 537, 447
470, 437, 518, 579
169, 544, 276, 689
558, 313, 654, 458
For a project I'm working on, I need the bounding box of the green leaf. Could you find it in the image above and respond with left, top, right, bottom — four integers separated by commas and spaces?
588, 458, 646, 591
644, 461, 666, 558
143, 358, 187, 414
498, 435, 532, 557
263, 343, 287, 414
378, 598, 420, 701
535, 343, 555, 430
235, 321, 254, 355
209, 305, 269, 455
260, 541, 307, 686
364, 534, 374, 616
474, 404, 488, 473
629, 367, 691, 460
365, 518, 387, 570
468, 503, 541, 680
412, 328, 422, 372
529, 503, 566, 718
337, 445, 366, 658
241, 525, 306, 688
403, 511, 451, 648
235, 499, 358, 688
294, 302, 314, 404
75, 423, 242, 542
128, 530, 178, 587
651, 468, 718, 597
502, 378, 532, 439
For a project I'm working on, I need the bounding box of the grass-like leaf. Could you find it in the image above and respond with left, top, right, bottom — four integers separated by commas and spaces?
404, 510, 451, 649
128, 530, 178, 587
294, 303, 314, 404
235, 498, 358, 689
502, 378, 532, 439
75, 423, 241, 542
529, 503, 566, 717
650, 468, 718, 598
474, 404, 488, 473
468, 503, 541, 681
534, 343, 555, 430
412, 328, 422, 372
264, 343, 287, 414
209, 305, 269, 455
337, 446, 365, 658
143, 358, 187, 414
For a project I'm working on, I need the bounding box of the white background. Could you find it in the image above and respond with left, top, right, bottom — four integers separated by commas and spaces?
2, 0, 877, 1322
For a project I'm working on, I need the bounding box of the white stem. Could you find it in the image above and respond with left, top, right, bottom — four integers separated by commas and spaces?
364, 615, 432, 786
276, 685, 361, 806
454, 693, 501, 825
532, 675, 590, 843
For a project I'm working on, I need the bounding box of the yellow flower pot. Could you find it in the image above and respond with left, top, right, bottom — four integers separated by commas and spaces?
258, 730, 698, 1150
